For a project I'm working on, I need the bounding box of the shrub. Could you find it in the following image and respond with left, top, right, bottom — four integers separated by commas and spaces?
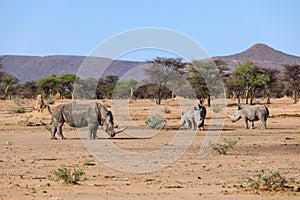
164, 107, 171, 114
210, 137, 240, 155
13, 96, 22, 105
145, 114, 166, 129
51, 167, 85, 184
11, 107, 25, 113
46, 98, 55, 105
245, 171, 288, 191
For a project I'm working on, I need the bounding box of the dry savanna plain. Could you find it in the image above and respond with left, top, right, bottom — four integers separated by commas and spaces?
0, 96, 300, 200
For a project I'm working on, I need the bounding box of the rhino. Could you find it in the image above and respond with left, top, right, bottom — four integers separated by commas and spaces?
50, 102, 126, 140
179, 103, 206, 130
230, 104, 269, 129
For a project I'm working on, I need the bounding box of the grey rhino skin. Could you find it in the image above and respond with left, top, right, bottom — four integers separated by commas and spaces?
179, 103, 207, 130
230, 104, 269, 129
51, 102, 122, 140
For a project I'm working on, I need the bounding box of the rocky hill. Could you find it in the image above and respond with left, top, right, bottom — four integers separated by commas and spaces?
1, 43, 300, 83
0, 55, 146, 83
214, 43, 300, 71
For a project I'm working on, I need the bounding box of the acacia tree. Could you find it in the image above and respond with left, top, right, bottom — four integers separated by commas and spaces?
144, 57, 185, 105
283, 64, 300, 103
188, 59, 224, 107
0, 74, 19, 99
36, 75, 62, 97
57, 74, 77, 98
15, 81, 39, 98
188, 64, 209, 105
232, 61, 270, 104
113, 79, 138, 99
96, 75, 119, 99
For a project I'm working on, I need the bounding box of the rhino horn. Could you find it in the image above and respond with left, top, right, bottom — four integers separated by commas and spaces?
114, 127, 127, 134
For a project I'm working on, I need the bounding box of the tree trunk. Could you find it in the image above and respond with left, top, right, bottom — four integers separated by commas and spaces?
245, 89, 249, 104
293, 89, 298, 104
266, 96, 271, 104
266, 87, 271, 104
207, 95, 211, 107
3, 85, 10, 100
171, 91, 175, 99
156, 98, 161, 105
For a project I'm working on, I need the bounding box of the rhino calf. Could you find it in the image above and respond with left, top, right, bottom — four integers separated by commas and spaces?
180, 103, 206, 130
230, 104, 269, 129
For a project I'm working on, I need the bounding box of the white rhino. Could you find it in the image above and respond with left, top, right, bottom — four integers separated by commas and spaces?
50, 102, 126, 140
230, 104, 269, 129
179, 103, 206, 130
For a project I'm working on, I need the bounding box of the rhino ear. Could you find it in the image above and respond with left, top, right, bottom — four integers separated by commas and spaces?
193, 103, 200, 110
106, 111, 113, 121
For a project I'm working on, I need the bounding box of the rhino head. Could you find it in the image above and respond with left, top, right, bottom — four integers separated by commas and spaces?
102, 110, 126, 137
230, 105, 243, 122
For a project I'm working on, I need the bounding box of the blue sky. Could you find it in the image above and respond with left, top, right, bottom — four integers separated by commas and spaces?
1, 0, 299, 60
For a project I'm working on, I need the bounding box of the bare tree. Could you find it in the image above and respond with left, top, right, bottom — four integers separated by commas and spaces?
144, 57, 185, 104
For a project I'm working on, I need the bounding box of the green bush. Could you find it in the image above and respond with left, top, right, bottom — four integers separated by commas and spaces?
210, 137, 240, 155
51, 167, 85, 184
245, 171, 287, 191
11, 107, 25, 113
145, 114, 166, 129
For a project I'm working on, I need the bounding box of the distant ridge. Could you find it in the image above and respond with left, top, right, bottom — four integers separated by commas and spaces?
0, 55, 145, 83
1, 43, 300, 83
214, 43, 300, 71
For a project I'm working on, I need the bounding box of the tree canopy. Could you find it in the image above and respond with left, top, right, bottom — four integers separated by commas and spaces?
144, 57, 186, 104
231, 61, 270, 104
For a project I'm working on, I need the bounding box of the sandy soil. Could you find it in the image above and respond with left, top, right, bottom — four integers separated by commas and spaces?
0, 97, 299, 200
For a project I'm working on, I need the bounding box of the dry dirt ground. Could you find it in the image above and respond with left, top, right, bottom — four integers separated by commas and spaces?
0, 97, 300, 200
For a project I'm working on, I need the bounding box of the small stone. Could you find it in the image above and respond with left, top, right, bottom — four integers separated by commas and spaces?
4, 142, 12, 146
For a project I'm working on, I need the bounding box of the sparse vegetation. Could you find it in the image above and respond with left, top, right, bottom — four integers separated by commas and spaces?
13, 96, 22, 105
164, 106, 171, 114
210, 137, 240, 155
245, 170, 300, 192
82, 160, 96, 166
145, 114, 166, 129
46, 97, 55, 105
11, 107, 25, 113
51, 167, 85, 184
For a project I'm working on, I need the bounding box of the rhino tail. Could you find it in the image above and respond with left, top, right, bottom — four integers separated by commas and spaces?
265, 106, 269, 118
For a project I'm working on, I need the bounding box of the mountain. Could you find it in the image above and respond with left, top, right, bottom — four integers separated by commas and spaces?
1, 43, 300, 83
0, 55, 146, 83
214, 43, 300, 71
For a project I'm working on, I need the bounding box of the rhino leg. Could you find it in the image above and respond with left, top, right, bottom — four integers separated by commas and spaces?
56, 123, 65, 140
197, 119, 205, 131
191, 118, 197, 130
244, 117, 249, 129
51, 119, 63, 140
179, 118, 186, 127
250, 121, 255, 129
187, 119, 193, 129
88, 122, 99, 139
261, 120, 267, 129
51, 125, 57, 140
